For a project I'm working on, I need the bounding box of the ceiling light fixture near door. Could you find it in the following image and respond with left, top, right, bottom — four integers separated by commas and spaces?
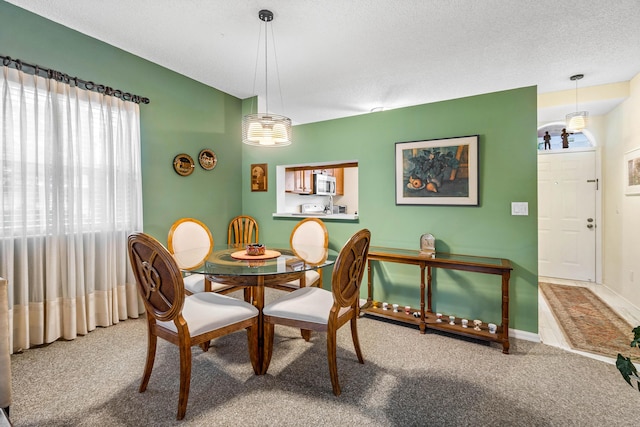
566, 74, 588, 132
242, 9, 292, 147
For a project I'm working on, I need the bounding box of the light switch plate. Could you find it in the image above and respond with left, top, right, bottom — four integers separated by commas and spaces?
511, 202, 528, 216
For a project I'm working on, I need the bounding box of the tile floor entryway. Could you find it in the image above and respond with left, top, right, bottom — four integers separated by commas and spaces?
538, 276, 640, 365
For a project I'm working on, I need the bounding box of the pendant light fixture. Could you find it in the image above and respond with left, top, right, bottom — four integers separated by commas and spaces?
566, 74, 588, 132
242, 9, 292, 147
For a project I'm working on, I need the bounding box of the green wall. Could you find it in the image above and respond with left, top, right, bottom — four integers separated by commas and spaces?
2, 2, 538, 333
242, 88, 539, 333
0, 1, 243, 244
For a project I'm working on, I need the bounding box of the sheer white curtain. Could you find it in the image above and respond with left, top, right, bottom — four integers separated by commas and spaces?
0, 65, 144, 353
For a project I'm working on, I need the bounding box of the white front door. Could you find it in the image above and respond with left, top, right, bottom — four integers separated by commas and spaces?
538, 150, 597, 281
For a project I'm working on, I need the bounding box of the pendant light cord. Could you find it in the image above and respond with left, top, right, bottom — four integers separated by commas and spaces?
575, 78, 579, 111
570, 73, 584, 112
270, 24, 286, 116
249, 10, 286, 117
264, 17, 269, 113
250, 24, 262, 115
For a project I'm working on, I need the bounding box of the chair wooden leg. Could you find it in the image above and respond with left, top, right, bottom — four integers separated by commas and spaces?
301, 329, 312, 341
139, 328, 157, 393
327, 328, 341, 396
199, 341, 210, 352
350, 316, 364, 364
247, 325, 260, 375
177, 339, 192, 420
262, 322, 275, 375
244, 287, 252, 304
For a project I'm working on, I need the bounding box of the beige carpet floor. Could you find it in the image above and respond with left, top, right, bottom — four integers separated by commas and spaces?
8, 287, 640, 426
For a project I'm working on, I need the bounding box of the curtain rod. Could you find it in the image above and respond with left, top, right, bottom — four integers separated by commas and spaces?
1, 54, 150, 105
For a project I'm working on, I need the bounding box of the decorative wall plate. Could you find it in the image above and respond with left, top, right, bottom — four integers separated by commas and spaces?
198, 149, 217, 170
173, 153, 195, 176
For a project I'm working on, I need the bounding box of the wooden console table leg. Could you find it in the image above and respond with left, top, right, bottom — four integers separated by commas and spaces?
419, 264, 426, 334
426, 265, 432, 313
366, 259, 373, 306
501, 271, 511, 354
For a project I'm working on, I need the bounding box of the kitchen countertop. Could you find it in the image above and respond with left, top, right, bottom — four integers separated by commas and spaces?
272, 212, 358, 221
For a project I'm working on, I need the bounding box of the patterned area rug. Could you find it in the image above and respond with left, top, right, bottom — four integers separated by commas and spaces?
539, 282, 637, 360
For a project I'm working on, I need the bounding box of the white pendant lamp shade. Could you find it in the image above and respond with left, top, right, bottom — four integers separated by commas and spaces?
243, 113, 292, 147
566, 74, 588, 132
566, 111, 588, 132
242, 9, 292, 147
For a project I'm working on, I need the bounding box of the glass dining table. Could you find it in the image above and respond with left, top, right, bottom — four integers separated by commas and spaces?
186, 244, 337, 374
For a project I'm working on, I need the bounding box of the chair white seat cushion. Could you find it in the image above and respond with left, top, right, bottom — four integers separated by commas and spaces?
158, 292, 258, 336
183, 273, 233, 294
263, 286, 349, 325
284, 270, 320, 288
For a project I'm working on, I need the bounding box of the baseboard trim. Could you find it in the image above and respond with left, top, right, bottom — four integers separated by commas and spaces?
510, 328, 540, 343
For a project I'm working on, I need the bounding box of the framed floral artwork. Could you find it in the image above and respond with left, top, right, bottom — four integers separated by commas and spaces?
395, 135, 479, 206
624, 147, 640, 196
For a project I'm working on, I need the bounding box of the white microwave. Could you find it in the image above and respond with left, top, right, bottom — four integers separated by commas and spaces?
313, 173, 336, 196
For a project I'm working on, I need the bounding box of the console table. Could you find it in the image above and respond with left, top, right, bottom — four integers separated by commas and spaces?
361, 246, 513, 353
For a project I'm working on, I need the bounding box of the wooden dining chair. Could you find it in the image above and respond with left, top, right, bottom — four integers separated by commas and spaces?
269, 218, 329, 292
225, 215, 260, 300
167, 218, 233, 294
262, 228, 371, 396
228, 215, 259, 245
127, 232, 260, 420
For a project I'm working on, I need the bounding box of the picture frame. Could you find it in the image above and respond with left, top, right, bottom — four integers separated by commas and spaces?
624, 147, 640, 196
395, 135, 479, 206
251, 163, 268, 192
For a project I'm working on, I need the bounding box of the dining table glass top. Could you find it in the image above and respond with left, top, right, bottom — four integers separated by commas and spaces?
187, 244, 337, 277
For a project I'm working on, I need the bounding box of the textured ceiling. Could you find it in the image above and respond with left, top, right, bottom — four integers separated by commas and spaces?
7, 0, 640, 125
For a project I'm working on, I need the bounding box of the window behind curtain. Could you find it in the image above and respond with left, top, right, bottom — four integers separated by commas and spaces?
1, 69, 141, 235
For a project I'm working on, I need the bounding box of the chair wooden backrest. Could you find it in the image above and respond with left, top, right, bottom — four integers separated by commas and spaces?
228, 215, 259, 245
331, 228, 371, 309
128, 233, 185, 323
290, 218, 329, 265
167, 218, 213, 270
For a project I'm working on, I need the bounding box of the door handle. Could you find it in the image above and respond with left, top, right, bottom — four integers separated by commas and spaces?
587, 224, 594, 229
587, 218, 593, 222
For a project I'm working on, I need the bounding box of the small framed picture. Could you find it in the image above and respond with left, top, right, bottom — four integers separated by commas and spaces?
624, 147, 640, 196
251, 163, 268, 192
